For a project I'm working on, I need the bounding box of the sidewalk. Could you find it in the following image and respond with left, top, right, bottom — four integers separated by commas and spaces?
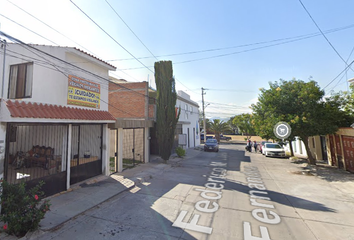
0, 146, 203, 240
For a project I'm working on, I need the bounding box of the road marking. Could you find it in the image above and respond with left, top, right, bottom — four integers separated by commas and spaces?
243, 166, 281, 240
172, 161, 227, 234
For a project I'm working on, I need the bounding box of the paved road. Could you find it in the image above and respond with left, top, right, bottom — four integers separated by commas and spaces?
36, 144, 354, 240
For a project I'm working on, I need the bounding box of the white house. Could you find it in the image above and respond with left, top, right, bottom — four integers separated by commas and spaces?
175, 90, 200, 150
0, 42, 116, 196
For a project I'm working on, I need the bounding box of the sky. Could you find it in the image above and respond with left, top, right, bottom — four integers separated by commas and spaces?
1, 0, 354, 120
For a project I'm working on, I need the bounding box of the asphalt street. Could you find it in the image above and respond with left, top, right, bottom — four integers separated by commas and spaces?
34, 143, 354, 240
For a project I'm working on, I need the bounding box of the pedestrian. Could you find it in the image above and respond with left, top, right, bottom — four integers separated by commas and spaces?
246, 140, 252, 152
253, 141, 257, 153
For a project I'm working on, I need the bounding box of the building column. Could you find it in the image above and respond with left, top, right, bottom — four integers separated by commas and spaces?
117, 128, 123, 172
144, 127, 150, 163
102, 124, 110, 175
66, 124, 72, 190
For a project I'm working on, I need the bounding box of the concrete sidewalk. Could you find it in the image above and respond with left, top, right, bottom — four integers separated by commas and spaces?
0, 147, 203, 240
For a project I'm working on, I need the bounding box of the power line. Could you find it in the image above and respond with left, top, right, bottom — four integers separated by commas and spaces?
323, 59, 354, 90
0, 13, 58, 45
69, 0, 154, 75
106, 22, 354, 62
0, 31, 151, 99
0, 12, 143, 83
298, 0, 353, 72
115, 32, 347, 71
76, 0, 195, 94
104, 0, 158, 61
7, 0, 97, 56
1, 31, 196, 116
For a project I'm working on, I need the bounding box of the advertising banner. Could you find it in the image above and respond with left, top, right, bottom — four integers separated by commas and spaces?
67, 75, 100, 108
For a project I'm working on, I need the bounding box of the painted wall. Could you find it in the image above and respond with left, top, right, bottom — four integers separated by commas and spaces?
0, 44, 113, 111
176, 90, 200, 149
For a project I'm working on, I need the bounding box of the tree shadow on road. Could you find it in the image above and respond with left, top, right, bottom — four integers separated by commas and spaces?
224, 148, 336, 213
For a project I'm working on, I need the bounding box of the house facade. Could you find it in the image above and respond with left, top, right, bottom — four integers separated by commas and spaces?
108, 78, 156, 172
289, 128, 354, 173
0, 43, 116, 196
175, 90, 200, 150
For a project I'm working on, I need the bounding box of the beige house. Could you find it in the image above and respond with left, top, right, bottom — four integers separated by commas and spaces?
289, 128, 354, 173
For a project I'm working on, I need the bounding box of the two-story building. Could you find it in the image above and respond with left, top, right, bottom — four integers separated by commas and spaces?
0, 43, 116, 196
108, 77, 156, 172
174, 90, 200, 150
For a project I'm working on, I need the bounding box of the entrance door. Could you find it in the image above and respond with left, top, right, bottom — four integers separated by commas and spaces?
70, 125, 103, 185
320, 136, 328, 162
328, 135, 337, 166
341, 135, 354, 172
122, 128, 144, 170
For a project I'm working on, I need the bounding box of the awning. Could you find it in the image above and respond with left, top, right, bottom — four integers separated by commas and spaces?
4, 100, 115, 121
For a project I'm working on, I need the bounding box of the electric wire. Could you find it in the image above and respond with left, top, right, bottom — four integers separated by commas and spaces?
7, 0, 97, 56
0, 13, 58, 45
0, 11, 141, 83
80, 0, 196, 94
0, 31, 151, 100
69, 0, 154, 75
104, 0, 158, 61
323, 60, 354, 90
107, 23, 354, 62
298, 0, 354, 72
1, 34, 195, 117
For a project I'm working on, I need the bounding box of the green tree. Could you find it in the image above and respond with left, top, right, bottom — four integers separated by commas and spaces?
252, 79, 354, 165
155, 61, 180, 161
232, 113, 256, 140
200, 118, 211, 133
209, 119, 230, 142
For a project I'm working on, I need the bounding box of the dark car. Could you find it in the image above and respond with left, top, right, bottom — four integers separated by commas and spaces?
204, 139, 219, 152
220, 134, 231, 141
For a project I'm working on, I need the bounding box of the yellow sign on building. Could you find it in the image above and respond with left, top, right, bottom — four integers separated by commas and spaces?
67, 75, 100, 108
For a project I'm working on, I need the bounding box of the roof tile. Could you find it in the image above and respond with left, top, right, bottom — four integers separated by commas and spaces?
5, 100, 115, 121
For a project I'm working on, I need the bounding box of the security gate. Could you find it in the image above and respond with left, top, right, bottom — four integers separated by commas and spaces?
341, 135, 354, 173
70, 124, 103, 185
4, 123, 67, 197
122, 128, 144, 170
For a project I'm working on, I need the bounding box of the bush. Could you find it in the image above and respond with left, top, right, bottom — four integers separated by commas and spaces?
0, 180, 51, 237
175, 147, 186, 158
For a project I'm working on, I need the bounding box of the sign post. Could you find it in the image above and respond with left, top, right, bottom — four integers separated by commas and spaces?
273, 122, 291, 142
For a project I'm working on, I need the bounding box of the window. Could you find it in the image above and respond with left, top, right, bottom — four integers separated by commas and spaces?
190, 106, 193, 113
8, 63, 33, 99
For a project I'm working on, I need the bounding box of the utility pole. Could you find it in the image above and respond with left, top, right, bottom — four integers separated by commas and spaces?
1, 38, 6, 98
201, 87, 207, 142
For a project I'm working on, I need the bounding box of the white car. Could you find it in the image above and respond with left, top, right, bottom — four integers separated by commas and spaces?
262, 143, 286, 158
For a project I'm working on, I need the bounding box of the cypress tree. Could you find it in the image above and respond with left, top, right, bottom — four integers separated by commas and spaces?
155, 61, 180, 161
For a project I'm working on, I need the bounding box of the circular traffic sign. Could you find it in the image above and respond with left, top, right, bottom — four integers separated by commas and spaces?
274, 122, 291, 139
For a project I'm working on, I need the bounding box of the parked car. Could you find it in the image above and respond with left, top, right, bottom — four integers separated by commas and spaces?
204, 139, 219, 152
206, 135, 214, 140
260, 141, 272, 153
220, 134, 231, 141
262, 143, 286, 157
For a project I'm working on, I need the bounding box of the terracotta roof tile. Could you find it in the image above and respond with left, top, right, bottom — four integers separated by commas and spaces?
5, 100, 115, 121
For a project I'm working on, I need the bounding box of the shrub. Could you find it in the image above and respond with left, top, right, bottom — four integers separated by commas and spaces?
175, 147, 186, 158
0, 180, 51, 237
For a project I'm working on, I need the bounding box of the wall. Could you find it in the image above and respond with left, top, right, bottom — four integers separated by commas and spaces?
0, 44, 112, 111
109, 81, 148, 119
175, 91, 200, 149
